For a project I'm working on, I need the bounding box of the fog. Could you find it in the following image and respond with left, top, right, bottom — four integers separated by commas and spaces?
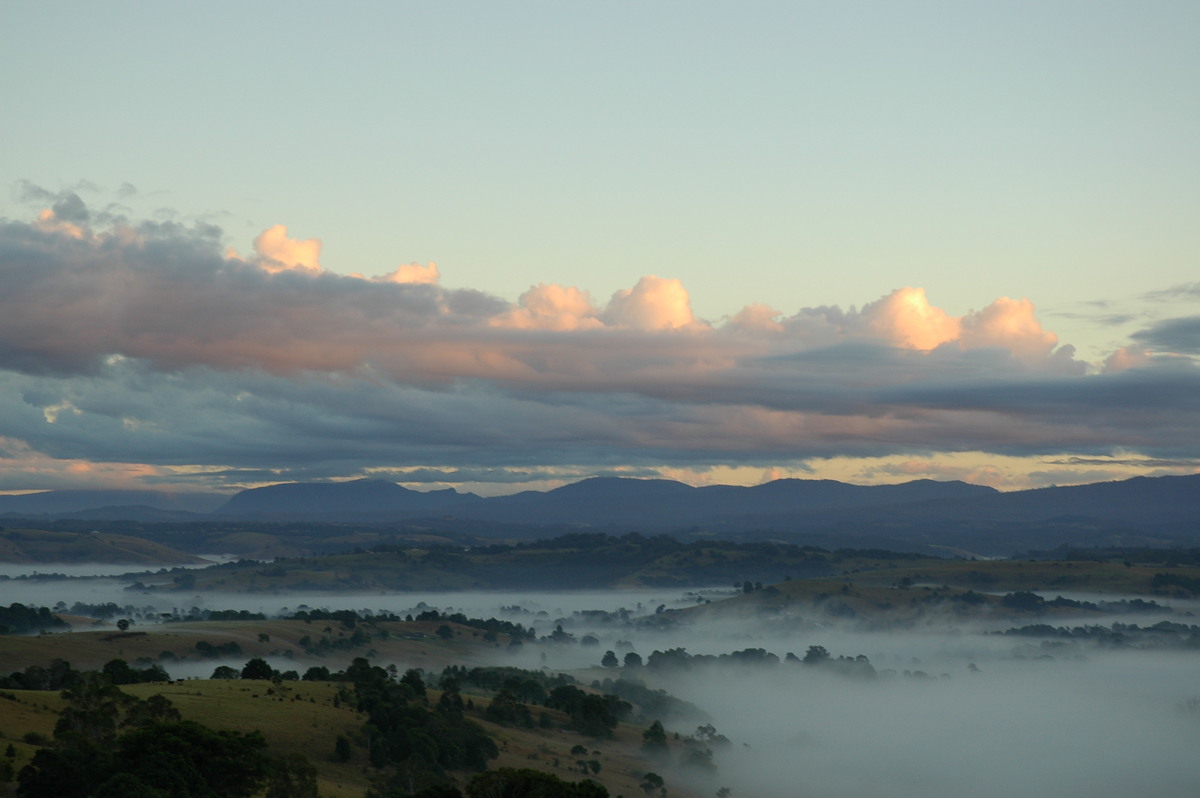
6, 564, 1200, 797
657, 653, 1200, 798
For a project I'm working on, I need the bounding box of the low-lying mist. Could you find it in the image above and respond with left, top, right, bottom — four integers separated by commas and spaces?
658, 652, 1200, 798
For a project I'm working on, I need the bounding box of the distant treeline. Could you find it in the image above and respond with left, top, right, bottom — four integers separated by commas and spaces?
2, 656, 168, 690
998, 620, 1200, 649
0, 603, 66, 635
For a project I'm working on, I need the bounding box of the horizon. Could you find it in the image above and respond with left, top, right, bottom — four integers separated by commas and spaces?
2, 469, 1174, 501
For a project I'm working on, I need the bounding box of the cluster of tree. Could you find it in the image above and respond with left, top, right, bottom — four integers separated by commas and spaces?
298, 626, 376, 655
203, 609, 267, 621
0, 658, 168, 691
289, 607, 399, 626
543, 685, 631, 738
412, 609, 536, 641
998, 620, 1200, 649
594, 677, 702, 723
624, 645, 877, 678
211, 657, 298, 682
995, 590, 1169, 613
1152, 572, 1200, 595
443, 664, 574, 701
0, 603, 66, 635
63, 601, 129, 620
644, 646, 783, 670
410, 767, 608, 798
192, 639, 244, 658
798, 645, 878, 677
342, 658, 499, 796
14, 669, 316, 798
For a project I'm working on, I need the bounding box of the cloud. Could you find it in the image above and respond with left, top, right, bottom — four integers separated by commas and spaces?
726, 303, 784, 333
602, 275, 705, 331
1142, 282, 1200, 301
860, 287, 960, 350
372, 261, 441, 285
1130, 315, 1200, 355
958, 296, 1058, 359
250, 224, 322, 274
0, 198, 1197, 492
492, 283, 603, 331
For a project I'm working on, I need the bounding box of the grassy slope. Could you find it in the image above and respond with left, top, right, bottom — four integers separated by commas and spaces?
0, 620, 691, 796
0, 527, 204, 565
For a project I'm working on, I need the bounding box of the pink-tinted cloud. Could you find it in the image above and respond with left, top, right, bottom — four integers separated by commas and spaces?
251, 224, 322, 274
492, 283, 603, 331
861, 287, 960, 350
2, 201, 1197, 495
602, 275, 707, 331
726, 303, 785, 333
959, 296, 1057, 359
372, 262, 440, 285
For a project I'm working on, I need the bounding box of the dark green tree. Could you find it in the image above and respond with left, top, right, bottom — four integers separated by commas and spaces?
802, 645, 830, 664
241, 657, 275, 681
114, 721, 267, 797
264, 753, 319, 798
641, 720, 668, 757
401, 668, 427, 700
466, 767, 608, 797
639, 772, 665, 795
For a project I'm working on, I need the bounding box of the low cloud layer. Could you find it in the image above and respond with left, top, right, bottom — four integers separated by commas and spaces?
1, 194, 1198, 493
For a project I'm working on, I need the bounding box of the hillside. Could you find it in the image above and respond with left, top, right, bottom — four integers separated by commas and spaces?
0, 527, 205, 565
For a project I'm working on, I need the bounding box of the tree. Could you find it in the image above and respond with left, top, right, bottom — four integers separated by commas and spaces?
333, 735, 352, 763
265, 753, 319, 798
623, 652, 643, 668
302, 665, 331, 681
641, 720, 668, 756
466, 767, 608, 797
241, 657, 275, 681
601, 650, 619, 668
401, 668, 427, 700
211, 665, 239, 680
639, 772, 665, 795
102, 659, 138, 685
802, 645, 830, 665
116, 619, 130, 632
115, 721, 268, 798
54, 671, 130, 748
91, 772, 166, 798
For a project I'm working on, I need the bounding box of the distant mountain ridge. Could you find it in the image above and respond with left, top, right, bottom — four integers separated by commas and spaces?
217, 478, 481, 518
0, 490, 225, 517
5, 473, 1200, 556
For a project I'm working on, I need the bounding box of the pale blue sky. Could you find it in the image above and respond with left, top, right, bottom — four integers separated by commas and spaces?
6, 3, 1197, 349
2, 2, 1198, 494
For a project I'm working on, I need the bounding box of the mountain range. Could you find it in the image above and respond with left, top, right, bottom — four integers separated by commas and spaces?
2, 473, 1198, 556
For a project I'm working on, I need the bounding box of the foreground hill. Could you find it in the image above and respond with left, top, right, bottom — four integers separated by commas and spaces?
0, 616, 706, 798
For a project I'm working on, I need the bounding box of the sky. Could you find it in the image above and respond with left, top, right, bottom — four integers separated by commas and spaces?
1, 1, 1198, 496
